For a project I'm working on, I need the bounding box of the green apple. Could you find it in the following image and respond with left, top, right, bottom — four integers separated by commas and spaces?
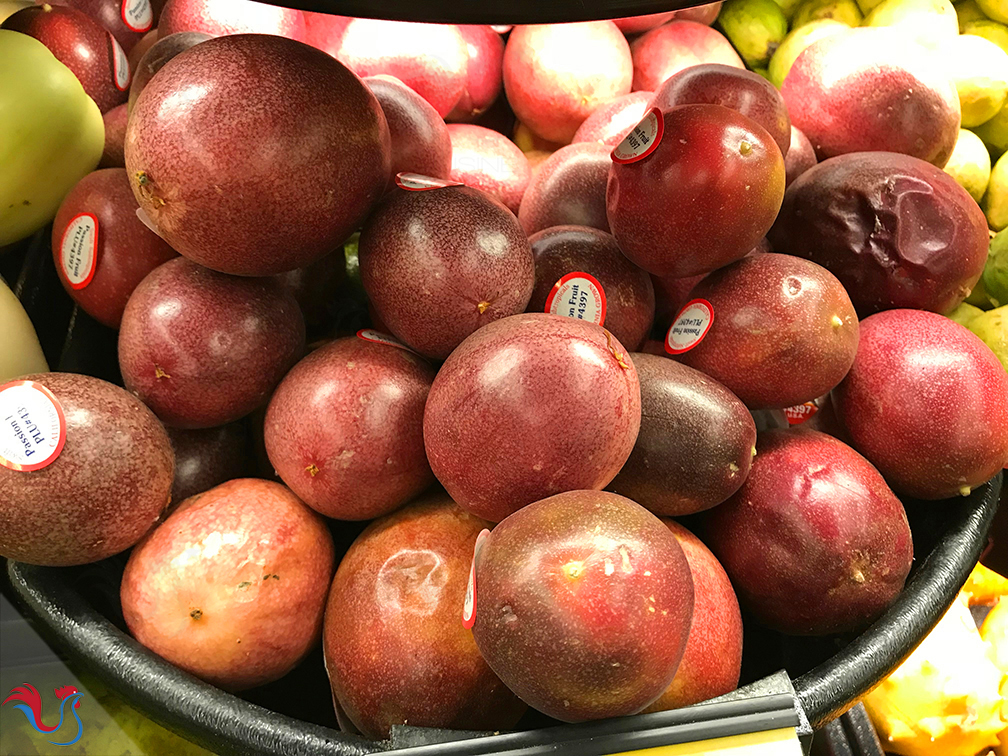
983, 228, 1008, 305
864, 0, 960, 48
975, 100, 1008, 156
772, 0, 806, 19
718, 0, 790, 68
792, 0, 864, 26
945, 129, 992, 201
967, 306, 1008, 370
0, 30, 103, 246
984, 151, 1008, 230
768, 19, 849, 87
946, 301, 986, 326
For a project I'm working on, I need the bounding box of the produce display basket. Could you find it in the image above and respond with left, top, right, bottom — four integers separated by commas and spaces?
2, 201, 1004, 755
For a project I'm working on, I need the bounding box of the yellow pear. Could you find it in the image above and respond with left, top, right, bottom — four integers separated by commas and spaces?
717, 0, 790, 68
864, 0, 960, 47
978, 0, 1008, 24
939, 35, 1008, 127
792, 0, 864, 26
968, 307, 1008, 369
957, 0, 990, 28
768, 19, 848, 87
963, 18, 1008, 52
984, 150, 1008, 230
944, 129, 992, 201
976, 99, 1008, 156
772, 0, 806, 19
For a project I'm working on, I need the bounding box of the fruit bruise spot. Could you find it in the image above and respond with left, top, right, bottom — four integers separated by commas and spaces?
375, 550, 448, 615
190, 608, 203, 620
154, 365, 170, 379
784, 277, 802, 296
619, 545, 632, 573
604, 330, 631, 370
306, 463, 320, 477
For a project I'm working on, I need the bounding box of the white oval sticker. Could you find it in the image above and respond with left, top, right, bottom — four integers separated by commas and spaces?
462, 528, 490, 630
395, 173, 464, 191
121, 0, 152, 32
356, 329, 420, 356
545, 272, 607, 326
611, 107, 664, 165
60, 213, 99, 290
665, 298, 714, 355
0, 381, 67, 472
110, 33, 130, 90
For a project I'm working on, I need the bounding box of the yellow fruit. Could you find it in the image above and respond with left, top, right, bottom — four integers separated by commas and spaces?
944, 129, 992, 201
772, 0, 806, 19
967, 275, 997, 309
863, 595, 1006, 756
768, 19, 848, 87
939, 35, 1008, 127
792, 0, 864, 26
864, 0, 960, 48
968, 306, 1008, 369
965, 18, 1008, 53
0, 30, 103, 247
985, 150, 1008, 230
946, 301, 986, 326
963, 562, 1008, 605
979, 0, 1008, 24
976, 99, 1008, 156
0, 0, 30, 23
957, 0, 990, 28
0, 276, 47, 382
717, 0, 790, 69
857, 0, 887, 14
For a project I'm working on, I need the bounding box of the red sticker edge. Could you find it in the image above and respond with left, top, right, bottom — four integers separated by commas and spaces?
60, 212, 99, 291
544, 271, 608, 327
109, 33, 129, 91
462, 528, 491, 630
0, 381, 68, 472
355, 328, 420, 356
121, 0, 152, 32
784, 401, 820, 426
665, 298, 714, 355
611, 106, 665, 165
394, 172, 465, 191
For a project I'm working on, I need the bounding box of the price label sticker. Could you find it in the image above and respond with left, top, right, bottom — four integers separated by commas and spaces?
545, 272, 607, 326
60, 213, 99, 290
395, 173, 464, 191
665, 299, 714, 355
0, 381, 67, 472
109, 33, 130, 91
356, 329, 421, 356
783, 401, 820, 426
612, 107, 664, 165
462, 528, 490, 630
121, 0, 153, 31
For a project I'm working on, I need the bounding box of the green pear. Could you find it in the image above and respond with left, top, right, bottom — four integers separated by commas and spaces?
975, 100, 1008, 156
946, 302, 986, 326
967, 275, 996, 308
768, 19, 849, 87
967, 306, 1008, 370
939, 35, 1008, 127
985, 151, 1008, 230
978, 0, 1008, 24
792, 0, 864, 26
773, 0, 806, 19
718, 0, 790, 68
864, 0, 960, 48
963, 19, 1008, 53
983, 228, 1008, 306
957, 0, 989, 28
857, 0, 887, 14
945, 129, 993, 201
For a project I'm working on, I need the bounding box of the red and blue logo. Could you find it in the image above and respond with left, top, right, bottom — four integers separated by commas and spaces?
2, 683, 84, 746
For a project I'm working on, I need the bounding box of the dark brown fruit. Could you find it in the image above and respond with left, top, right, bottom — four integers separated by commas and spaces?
54, 0, 153, 52
518, 142, 611, 236
99, 102, 128, 167
271, 249, 347, 334
166, 423, 250, 507
785, 125, 817, 187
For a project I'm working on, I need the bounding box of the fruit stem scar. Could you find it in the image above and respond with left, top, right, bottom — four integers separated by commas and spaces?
135, 171, 166, 208
604, 330, 631, 370
739, 141, 753, 156
154, 365, 170, 379
562, 561, 585, 579
306, 463, 320, 477
960, 485, 972, 497
476, 300, 491, 314
190, 608, 203, 620
832, 315, 844, 329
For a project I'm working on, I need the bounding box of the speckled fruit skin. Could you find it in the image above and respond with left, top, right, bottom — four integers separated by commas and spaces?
423, 313, 641, 522
448, 124, 531, 215
780, 29, 960, 168
643, 519, 742, 712
702, 429, 913, 636
2, 5, 130, 113
125, 34, 390, 277
358, 185, 534, 360
323, 494, 526, 739
264, 337, 436, 521
51, 168, 177, 329
166, 423, 250, 508
120, 478, 335, 691
651, 64, 791, 159
518, 143, 611, 236
608, 354, 756, 516
526, 225, 655, 350
768, 152, 989, 316
833, 310, 1008, 500
572, 91, 653, 147
471, 490, 693, 721
0, 372, 174, 566
365, 75, 453, 191
127, 27, 157, 69
158, 0, 306, 40
677, 253, 859, 410
630, 21, 742, 92
127, 31, 210, 112
503, 22, 633, 144
606, 104, 785, 279
785, 125, 817, 187
335, 19, 468, 118
118, 257, 306, 429
99, 103, 128, 168
447, 25, 504, 122
52, 0, 151, 52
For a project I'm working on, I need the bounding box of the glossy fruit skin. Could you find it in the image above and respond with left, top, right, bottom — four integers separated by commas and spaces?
264, 337, 436, 521
121, 478, 335, 691
51, 168, 177, 328
518, 142, 611, 236
125, 34, 390, 276
606, 104, 785, 279
572, 91, 653, 147
127, 30, 210, 112
651, 63, 791, 159
118, 257, 305, 429
365, 75, 453, 191
323, 494, 526, 739
609, 353, 756, 515
3, 4, 130, 113
359, 185, 534, 360
471, 490, 694, 721
166, 422, 250, 507
336, 19, 468, 118
0, 372, 174, 566
503, 22, 633, 143
447, 25, 505, 122
780, 28, 960, 168
526, 225, 655, 350
678, 253, 859, 410
630, 21, 743, 92
158, 0, 306, 40
53, 0, 152, 51
99, 102, 127, 167
448, 123, 531, 214
768, 152, 989, 316
613, 11, 677, 34
785, 125, 817, 186
833, 309, 1008, 499
423, 313, 641, 522
643, 519, 742, 711
703, 429, 914, 636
